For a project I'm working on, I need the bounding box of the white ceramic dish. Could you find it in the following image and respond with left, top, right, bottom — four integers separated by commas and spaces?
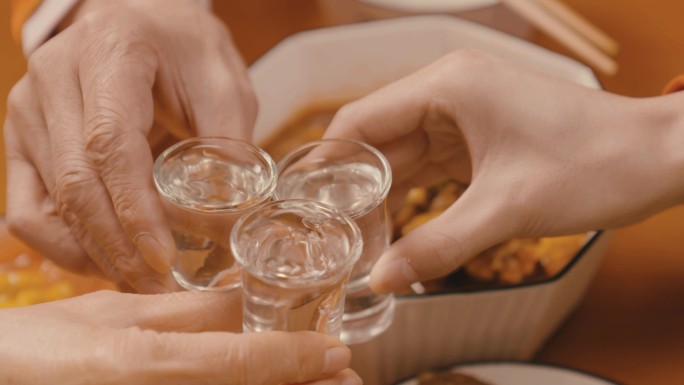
359, 0, 499, 14
250, 15, 607, 385
397, 362, 620, 385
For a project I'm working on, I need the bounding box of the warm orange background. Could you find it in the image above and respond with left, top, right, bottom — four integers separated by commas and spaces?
1, 1, 684, 384
0, 0, 26, 214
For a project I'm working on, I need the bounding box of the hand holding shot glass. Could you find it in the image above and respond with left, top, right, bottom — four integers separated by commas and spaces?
231, 200, 362, 336
153, 137, 393, 342
153, 137, 277, 291
274, 139, 394, 344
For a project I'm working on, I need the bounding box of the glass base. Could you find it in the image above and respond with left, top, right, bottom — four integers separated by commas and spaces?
172, 269, 241, 292
340, 292, 395, 345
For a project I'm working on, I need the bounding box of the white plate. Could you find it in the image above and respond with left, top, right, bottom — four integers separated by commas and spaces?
397, 362, 620, 385
359, 0, 499, 13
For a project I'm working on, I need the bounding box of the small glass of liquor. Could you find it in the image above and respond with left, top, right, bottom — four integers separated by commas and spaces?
153, 137, 277, 291
231, 199, 362, 336
274, 139, 394, 344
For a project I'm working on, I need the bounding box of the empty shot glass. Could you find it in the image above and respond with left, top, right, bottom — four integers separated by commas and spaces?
153, 137, 277, 291
274, 139, 394, 344
231, 200, 362, 336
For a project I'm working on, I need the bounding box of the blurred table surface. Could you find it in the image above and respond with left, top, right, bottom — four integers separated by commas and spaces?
2, 1, 684, 385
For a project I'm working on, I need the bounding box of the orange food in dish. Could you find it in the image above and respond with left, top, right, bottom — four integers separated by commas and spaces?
0, 221, 115, 308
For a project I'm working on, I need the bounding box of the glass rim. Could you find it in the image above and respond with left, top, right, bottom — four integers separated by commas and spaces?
230, 199, 363, 288
152, 136, 277, 213
274, 138, 392, 219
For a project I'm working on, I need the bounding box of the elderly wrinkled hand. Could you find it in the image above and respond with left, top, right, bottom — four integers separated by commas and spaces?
0, 290, 358, 385
325, 50, 684, 293
4, 0, 257, 292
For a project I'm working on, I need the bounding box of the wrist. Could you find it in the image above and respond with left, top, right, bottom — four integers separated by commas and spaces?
632, 92, 684, 208
656, 92, 684, 206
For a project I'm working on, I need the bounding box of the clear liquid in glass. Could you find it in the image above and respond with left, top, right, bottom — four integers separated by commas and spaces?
156, 150, 272, 291
235, 202, 358, 335
276, 162, 394, 343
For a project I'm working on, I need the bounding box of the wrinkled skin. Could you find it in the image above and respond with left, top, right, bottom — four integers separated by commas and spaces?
325, 50, 684, 293
5, 0, 257, 293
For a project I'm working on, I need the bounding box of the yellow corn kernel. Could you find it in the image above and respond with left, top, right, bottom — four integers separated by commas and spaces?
7, 270, 46, 289
465, 256, 496, 282
13, 288, 45, 307
401, 210, 443, 236
429, 183, 463, 212
498, 258, 524, 284
538, 235, 585, 277
0, 299, 18, 309
393, 205, 416, 233
406, 187, 429, 207
45, 281, 75, 300
12, 281, 74, 307
0, 273, 10, 293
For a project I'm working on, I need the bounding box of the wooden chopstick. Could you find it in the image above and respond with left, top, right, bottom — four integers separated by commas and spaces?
500, 0, 619, 76
534, 0, 619, 56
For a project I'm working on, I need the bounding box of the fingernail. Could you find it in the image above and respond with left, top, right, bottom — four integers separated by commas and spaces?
342, 373, 363, 385
135, 233, 172, 273
371, 258, 419, 294
323, 347, 351, 374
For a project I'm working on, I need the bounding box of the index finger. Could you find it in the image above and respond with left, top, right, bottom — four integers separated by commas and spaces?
78, 43, 176, 275
323, 56, 451, 144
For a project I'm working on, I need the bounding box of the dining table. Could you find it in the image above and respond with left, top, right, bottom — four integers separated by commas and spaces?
1, 1, 684, 384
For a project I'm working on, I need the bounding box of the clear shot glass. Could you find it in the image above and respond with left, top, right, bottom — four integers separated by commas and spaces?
153, 137, 277, 291
274, 139, 394, 344
231, 200, 362, 336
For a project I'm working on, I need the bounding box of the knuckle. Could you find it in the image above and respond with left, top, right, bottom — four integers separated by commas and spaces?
110, 249, 140, 273
238, 80, 258, 116
54, 166, 100, 212
207, 15, 233, 43
425, 229, 464, 273
86, 327, 152, 376
77, 12, 156, 69
26, 48, 52, 81
111, 191, 148, 229
229, 332, 320, 385
429, 49, 494, 89
6, 77, 31, 116
6, 207, 37, 243
232, 348, 252, 385
333, 103, 359, 125
84, 105, 129, 169
228, 335, 268, 385
331, 102, 371, 142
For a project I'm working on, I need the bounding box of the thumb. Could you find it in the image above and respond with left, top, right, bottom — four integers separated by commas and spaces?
228, 331, 352, 385
370, 185, 514, 293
